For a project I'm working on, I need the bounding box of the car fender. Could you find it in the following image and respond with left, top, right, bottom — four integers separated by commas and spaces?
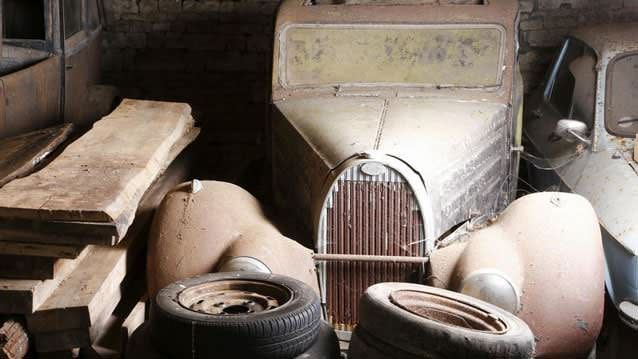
429, 192, 604, 358
146, 180, 319, 298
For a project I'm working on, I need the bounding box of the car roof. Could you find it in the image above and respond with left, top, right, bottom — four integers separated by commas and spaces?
571, 23, 638, 59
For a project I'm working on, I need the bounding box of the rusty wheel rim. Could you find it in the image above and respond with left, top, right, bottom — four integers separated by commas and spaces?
177, 279, 293, 315
389, 290, 509, 333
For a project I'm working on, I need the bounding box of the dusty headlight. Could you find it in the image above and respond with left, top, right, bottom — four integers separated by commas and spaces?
217, 256, 271, 274
460, 270, 520, 314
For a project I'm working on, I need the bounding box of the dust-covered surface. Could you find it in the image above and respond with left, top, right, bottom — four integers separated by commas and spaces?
282, 25, 504, 88
606, 53, 638, 137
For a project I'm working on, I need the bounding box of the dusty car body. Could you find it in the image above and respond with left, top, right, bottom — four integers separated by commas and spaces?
270, 0, 605, 356
523, 23, 638, 330
0, 0, 110, 139
146, 180, 319, 298
271, 0, 523, 330
428, 192, 604, 358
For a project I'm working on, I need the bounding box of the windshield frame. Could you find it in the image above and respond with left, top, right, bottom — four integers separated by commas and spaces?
605, 51, 638, 138
277, 23, 507, 91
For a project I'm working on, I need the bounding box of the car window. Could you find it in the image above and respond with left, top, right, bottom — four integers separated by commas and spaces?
2, 0, 46, 40
544, 38, 597, 127
63, 0, 83, 39
280, 24, 505, 89
606, 53, 638, 137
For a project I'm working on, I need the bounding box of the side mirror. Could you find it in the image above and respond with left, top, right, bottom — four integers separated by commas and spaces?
554, 119, 591, 146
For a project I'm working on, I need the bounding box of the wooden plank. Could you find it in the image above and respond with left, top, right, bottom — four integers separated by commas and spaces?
0, 255, 59, 280
0, 99, 196, 243
26, 155, 190, 334
0, 242, 84, 259
0, 126, 199, 247
0, 247, 92, 314
0, 123, 73, 188
121, 299, 146, 342
0, 319, 29, 359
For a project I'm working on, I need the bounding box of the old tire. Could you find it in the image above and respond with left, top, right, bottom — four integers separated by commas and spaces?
126, 323, 166, 359
349, 283, 535, 359
149, 272, 321, 358
294, 321, 341, 359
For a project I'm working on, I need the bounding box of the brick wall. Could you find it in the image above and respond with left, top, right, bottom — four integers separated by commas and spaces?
102, 0, 638, 180
102, 0, 279, 181
519, 0, 638, 91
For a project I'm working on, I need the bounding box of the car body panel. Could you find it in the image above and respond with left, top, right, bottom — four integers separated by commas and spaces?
429, 192, 604, 358
0, 56, 62, 138
0, 0, 106, 139
147, 181, 319, 298
274, 97, 384, 169
523, 23, 638, 318
275, 95, 511, 245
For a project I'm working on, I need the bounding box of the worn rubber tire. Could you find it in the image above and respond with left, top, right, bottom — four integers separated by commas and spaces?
128, 321, 338, 359
294, 321, 341, 359
126, 323, 166, 359
149, 272, 321, 359
350, 283, 535, 359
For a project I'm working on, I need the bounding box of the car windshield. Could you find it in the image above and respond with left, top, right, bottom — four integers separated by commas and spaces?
280, 24, 505, 89
543, 38, 597, 128
606, 53, 638, 137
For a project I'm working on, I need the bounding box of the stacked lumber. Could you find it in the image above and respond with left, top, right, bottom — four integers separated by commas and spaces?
0, 319, 29, 359
0, 99, 198, 357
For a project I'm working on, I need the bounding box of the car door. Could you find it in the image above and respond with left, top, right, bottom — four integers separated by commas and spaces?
523, 37, 598, 190
0, 0, 63, 138
63, 0, 103, 128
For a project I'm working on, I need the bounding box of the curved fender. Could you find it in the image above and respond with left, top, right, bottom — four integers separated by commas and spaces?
429, 192, 604, 358
146, 180, 318, 298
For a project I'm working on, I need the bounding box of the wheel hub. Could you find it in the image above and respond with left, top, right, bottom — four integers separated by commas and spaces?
389, 290, 508, 333
177, 279, 292, 315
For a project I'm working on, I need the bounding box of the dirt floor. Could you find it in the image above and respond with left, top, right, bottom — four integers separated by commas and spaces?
597, 295, 638, 358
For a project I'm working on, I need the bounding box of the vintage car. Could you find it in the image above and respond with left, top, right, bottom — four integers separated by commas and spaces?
271, 0, 523, 327
523, 23, 638, 330
0, 0, 112, 139
270, 0, 604, 357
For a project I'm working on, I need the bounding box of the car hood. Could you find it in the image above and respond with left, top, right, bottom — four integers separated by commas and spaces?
274, 96, 509, 172
275, 96, 511, 233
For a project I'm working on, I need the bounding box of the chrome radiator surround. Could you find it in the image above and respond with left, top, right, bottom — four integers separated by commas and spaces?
316, 155, 431, 330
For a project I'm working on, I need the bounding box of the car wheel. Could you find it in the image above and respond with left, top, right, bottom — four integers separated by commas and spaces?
349, 283, 535, 359
149, 272, 321, 359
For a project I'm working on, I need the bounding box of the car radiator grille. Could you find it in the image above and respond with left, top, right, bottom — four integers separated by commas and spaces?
319, 165, 425, 331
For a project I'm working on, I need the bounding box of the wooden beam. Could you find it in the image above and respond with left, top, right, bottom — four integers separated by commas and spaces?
0, 247, 92, 314
0, 124, 73, 188
0, 242, 85, 259
0, 255, 59, 280
0, 319, 29, 359
26, 154, 190, 334
0, 99, 197, 245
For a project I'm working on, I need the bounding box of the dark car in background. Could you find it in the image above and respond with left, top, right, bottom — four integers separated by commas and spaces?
0, 0, 113, 139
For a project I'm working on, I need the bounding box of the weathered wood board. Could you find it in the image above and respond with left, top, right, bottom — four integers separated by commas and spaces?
0, 99, 197, 245
0, 124, 73, 188
0, 319, 29, 359
0, 242, 84, 259
0, 247, 91, 314
0, 255, 62, 280
26, 155, 190, 334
